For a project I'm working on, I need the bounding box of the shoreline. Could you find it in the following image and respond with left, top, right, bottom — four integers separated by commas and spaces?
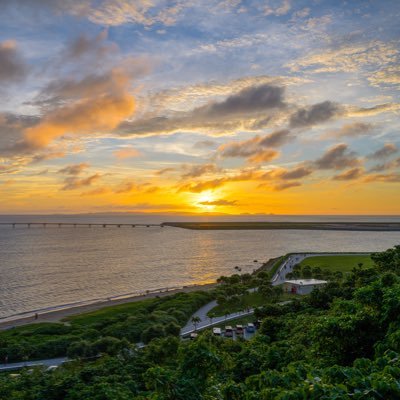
0, 251, 374, 331
0, 282, 217, 331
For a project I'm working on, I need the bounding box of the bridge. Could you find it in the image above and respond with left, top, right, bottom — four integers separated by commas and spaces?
0, 222, 164, 228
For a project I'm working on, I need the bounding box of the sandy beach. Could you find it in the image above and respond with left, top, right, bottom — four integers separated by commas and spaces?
0, 283, 217, 331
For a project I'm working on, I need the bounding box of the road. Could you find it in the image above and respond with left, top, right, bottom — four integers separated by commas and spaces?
180, 300, 254, 336
0, 357, 67, 372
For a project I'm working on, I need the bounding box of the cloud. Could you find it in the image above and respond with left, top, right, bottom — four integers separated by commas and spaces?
258, 165, 314, 191
177, 165, 311, 193
247, 149, 280, 163
259, 165, 313, 190
0, 40, 27, 82
272, 181, 301, 191
80, 187, 110, 196
333, 167, 364, 181
287, 41, 398, 74
64, 30, 117, 61
263, 0, 291, 16
0, 113, 38, 155
113, 180, 158, 194
270, 166, 313, 180
178, 178, 227, 193
58, 163, 90, 175
114, 182, 137, 194
217, 129, 291, 162
30, 151, 66, 164
368, 158, 400, 173
369, 65, 400, 87
156, 167, 176, 175
199, 199, 237, 206
117, 84, 287, 137
314, 143, 360, 170
4, 0, 186, 27
198, 84, 284, 117
289, 101, 342, 128
0, 164, 19, 175
367, 143, 398, 160
347, 103, 400, 117
62, 173, 101, 190
145, 75, 307, 113
324, 122, 374, 138
291, 7, 310, 19
363, 173, 400, 183
181, 163, 221, 179
113, 146, 141, 159
193, 140, 217, 149
19, 92, 135, 151
3, 32, 145, 156
259, 129, 293, 147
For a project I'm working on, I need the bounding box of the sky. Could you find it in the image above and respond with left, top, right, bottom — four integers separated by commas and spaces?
0, 0, 399, 215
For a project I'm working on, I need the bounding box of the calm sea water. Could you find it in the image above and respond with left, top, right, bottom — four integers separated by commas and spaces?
0, 214, 399, 319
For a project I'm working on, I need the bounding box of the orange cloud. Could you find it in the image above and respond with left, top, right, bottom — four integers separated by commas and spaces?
333, 167, 364, 181
217, 129, 291, 163
248, 149, 280, 163
177, 164, 314, 193
22, 92, 135, 150
62, 173, 102, 190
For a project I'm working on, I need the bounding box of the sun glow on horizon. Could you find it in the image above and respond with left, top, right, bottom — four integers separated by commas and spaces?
195, 191, 217, 211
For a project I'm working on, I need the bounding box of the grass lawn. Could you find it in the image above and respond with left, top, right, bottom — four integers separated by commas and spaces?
299, 254, 374, 272
64, 298, 158, 325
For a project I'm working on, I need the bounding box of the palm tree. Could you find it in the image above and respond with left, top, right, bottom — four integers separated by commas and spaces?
191, 316, 201, 331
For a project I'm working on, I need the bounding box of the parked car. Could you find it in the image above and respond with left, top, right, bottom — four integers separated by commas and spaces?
254, 319, 262, 329
213, 327, 222, 336
246, 323, 255, 333
224, 326, 233, 337
190, 332, 198, 340
236, 324, 244, 335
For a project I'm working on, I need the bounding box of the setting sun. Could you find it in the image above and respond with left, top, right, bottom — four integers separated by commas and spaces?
195, 192, 217, 211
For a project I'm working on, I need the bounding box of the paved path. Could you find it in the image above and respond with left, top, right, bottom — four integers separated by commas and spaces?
0, 357, 67, 372
271, 252, 371, 285
180, 304, 254, 336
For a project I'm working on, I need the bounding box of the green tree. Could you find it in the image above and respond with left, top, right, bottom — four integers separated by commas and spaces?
191, 316, 201, 331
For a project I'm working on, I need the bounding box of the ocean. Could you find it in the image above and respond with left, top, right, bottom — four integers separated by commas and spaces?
0, 214, 399, 319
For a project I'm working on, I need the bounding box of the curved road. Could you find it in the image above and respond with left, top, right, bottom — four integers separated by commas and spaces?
180, 300, 254, 336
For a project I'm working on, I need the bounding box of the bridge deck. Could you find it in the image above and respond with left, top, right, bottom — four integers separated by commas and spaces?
0, 223, 164, 227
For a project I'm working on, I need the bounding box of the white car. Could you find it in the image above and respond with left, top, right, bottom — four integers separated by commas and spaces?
213, 327, 222, 336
